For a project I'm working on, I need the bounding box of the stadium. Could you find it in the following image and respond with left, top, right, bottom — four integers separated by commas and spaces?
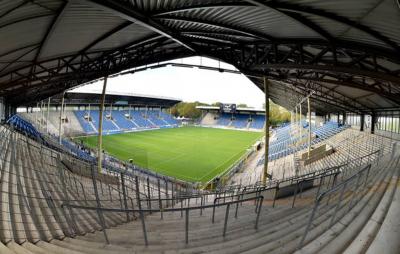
0, 1, 400, 254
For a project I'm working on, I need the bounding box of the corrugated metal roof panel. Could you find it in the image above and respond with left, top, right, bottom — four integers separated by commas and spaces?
90, 23, 156, 51
0, 15, 52, 62
40, 1, 127, 60
279, 0, 381, 20
357, 0, 400, 45
163, 6, 321, 39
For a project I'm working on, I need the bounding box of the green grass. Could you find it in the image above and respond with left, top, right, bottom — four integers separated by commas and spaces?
76, 126, 262, 183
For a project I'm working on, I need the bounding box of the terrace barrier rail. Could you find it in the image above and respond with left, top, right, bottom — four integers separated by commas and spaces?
297, 163, 375, 249
62, 194, 264, 246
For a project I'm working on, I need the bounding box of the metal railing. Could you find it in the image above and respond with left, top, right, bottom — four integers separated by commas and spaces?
297, 162, 377, 249
62, 194, 264, 246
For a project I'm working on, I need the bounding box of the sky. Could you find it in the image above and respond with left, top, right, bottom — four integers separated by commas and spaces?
72, 56, 265, 108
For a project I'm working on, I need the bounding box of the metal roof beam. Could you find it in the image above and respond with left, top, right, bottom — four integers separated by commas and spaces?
152, 2, 253, 16
252, 63, 400, 84
85, 0, 197, 52
0, 1, 30, 19
285, 76, 400, 105
265, 1, 400, 53
157, 16, 275, 41
244, 0, 334, 41
31, 1, 69, 76
0, 13, 53, 30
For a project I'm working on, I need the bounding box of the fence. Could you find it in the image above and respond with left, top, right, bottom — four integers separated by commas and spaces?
63, 193, 264, 245
297, 145, 399, 249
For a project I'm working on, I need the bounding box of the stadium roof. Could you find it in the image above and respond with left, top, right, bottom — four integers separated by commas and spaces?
45, 91, 181, 107
1, 0, 400, 115
196, 105, 265, 113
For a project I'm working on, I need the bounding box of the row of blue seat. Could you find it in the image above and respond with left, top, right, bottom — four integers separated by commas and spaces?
7, 115, 43, 140
217, 113, 266, 129
75, 110, 180, 134
257, 121, 348, 164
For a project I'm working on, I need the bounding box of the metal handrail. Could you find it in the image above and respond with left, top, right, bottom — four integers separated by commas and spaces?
62, 194, 264, 246
298, 163, 373, 249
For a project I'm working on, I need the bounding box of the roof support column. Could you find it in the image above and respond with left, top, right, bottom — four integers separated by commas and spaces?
307, 97, 312, 158
360, 114, 365, 132
46, 97, 51, 133
299, 103, 302, 140
35, 102, 38, 126
262, 77, 270, 185
371, 113, 376, 134
343, 111, 347, 125
40, 101, 44, 130
59, 92, 65, 145
337, 112, 340, 126
97, 76, 108, 173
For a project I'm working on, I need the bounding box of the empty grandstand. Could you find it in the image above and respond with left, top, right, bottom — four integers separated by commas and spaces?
198, 105, 266, 130
20, 92, 182, 137
1, 1, 400, 254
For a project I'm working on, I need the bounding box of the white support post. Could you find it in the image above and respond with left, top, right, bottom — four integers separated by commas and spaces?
40, 101, 43, 129
46, 97, 51, 133
35, 102, 39, 125
308, 97, 312, 158
97, 76, 108, 174
262, 77, 270, 184
59, 93, 65, 145
299, 103, 302, 141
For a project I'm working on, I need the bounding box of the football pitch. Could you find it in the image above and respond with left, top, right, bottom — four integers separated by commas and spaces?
77, 126, 263, 183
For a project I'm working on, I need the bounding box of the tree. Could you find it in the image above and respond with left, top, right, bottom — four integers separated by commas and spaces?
263, 100, 291, 126
169, 101, 206, 119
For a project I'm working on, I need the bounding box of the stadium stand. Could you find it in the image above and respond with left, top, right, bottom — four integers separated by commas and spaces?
232, 114, 250, 129
253, 121, 349, 164
1, 1, 400, 253
0, 122, 398, 253
217, 113, 232, 127
249, 115, 265, 129
205, 112, 266, 130
73, 109, 180, 134
75, 111, 97, 134
111, 110, 137, 130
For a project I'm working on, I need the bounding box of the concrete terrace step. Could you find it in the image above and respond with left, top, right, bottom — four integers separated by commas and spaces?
0, 127, 399, 254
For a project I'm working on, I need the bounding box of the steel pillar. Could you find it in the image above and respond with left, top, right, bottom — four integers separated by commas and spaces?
371, 113, 376, 134
308, 97, 312, 158
59, 92, 65, 145
262, 76, 270, 184
97, 76, 108, 173
299, 103, 302, 139
343, 111, 347, 125
360, 114, 365, 132
46, 97, 50, 133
